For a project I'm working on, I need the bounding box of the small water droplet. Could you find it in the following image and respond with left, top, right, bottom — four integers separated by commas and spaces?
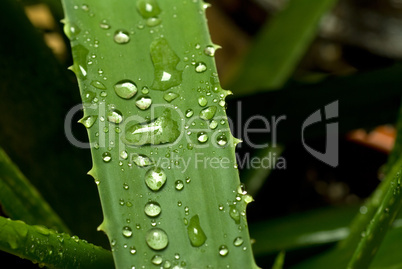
114, 30, 130, 44
187, 215, 207, 247
100, 19, 111, 29
195, 62, 207, 73
102, 152, 112, 162
199, 106, 217, 121
122, 226, 133, 238
64, 22, 81, 40
80, 115, 97, 128
147, 17, 162, 27
83, 91, 96, 103
198, 96, 208, 107
130, 246, 136, 255
219, 245, 229, 257
197, 132, 208, 143
145, 201, 162, 217
136, 96, 152, 110
107, 109, 123, 124
209, 120, 218, 130
204, 45, 215, 56
145, 167, 167, 191
123, 183, 129, 190
185, 109, 194, 118
217, 134, 228, 147
174, 253, 180, 260
185, 177, 191, 183
152, 255, 163, 265
120, 150, 128, 160
229, 205, 240, 224
175, 180, 184, 191
137, 0, 161, 18
132, 154, 153, 167
145, 228, 169, 250
218, 204, 224, 211
233, 237, 244, 247
164, 92, 179, 102
163, 260, 172, 268
91, 80, 106, 90
114, 80, 138, 99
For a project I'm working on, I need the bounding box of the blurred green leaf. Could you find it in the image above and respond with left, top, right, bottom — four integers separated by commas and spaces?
272, 251, 285, 269
226, 0, 337, 95
0, 147, 70, 233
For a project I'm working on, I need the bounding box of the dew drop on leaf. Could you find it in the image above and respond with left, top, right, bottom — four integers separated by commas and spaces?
136, 0, 161, 18
151, 255, 163, 265
185, 109, 194, 118
132, 154, 154, 167
197, 132, 208, 143
198, 96, 208, 107
209, 120, 218, 130
195, 62, 207, 73
145, 167, 167, 191
175, 180, 184, 191
102, 152, 112, 163
219, 245, 229, 257
114, 80, 138, 99
199, 106, 216, 121
136, 96, 152, 110
147, 17, 162, 27
114, 30, 130, 44
204, 45, 215, 56
187, 215, 207, 247
99, 19, 111, 29
107, 109, 123, 124
145, 201, 162, 217
216, 134, 228, 147
163, 92, 179, 102
233, 237, 244, 247
80, 115, 97, 128
122, 226, 133, 238
91, 80, 106, 90
145, 228, 169, 250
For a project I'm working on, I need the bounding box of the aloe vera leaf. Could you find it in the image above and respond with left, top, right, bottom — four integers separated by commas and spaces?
241, 145, 284, 196
225, 0, 337, 95
0, 0, 106, 245
371, 223, 402, 268
0, 147, 70, 233
272, 251, 285, 269
61, 0, 258, 268
0, 216, 113, 269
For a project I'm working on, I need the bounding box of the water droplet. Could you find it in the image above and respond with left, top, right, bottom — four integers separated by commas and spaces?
219, 245, 229, 257
150, 38, 182, 91
164, 92, 179, 102
91, 80, 106, 90
83, 91, 96, 103
229, 205, 240, 224
147, 17, 162, 27
123, 109, 180, 146
120, 150, 128, 160
199, 106, 217, 121
64, 22, 81, 40
145, 228, 169, 250
114, 80, 138, 99
136, 96, 152, 110
107, 109, 123, 124
122, 226, 133, 238
152, 255, 163, 265
102, 152, 112, 163
204, 46, 215, 56
198, 96, 208, 107
187, 215, 207, 247
145, 167, 167, 191
145, 201, 162, 217
71, 45, 89, 79
175, 180, 184, 191
80, 115, 97, 128
123, 183, 129, 190
114, 30, 130, 44
137, 0, 161, 18
185, 109, 194, 118
185, 177, 191, 183
164, 260, 172, 268
195, 62, 207, 73
217, 134, 228, 147
197, 132, 208, 143
174, 253, 180, 260
132, 154, 154, 167
233, 237, 244, 247
130, 246, 136, 254
209, 120, 218, 130
218, 204, 224, 211
100, 19, 111, 29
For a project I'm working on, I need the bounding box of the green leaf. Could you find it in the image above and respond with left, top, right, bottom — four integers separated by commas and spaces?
225, 0, 338, 95
0, 147, 70, 233
62, 0, 258, 268
0, 216, 113, 269
272, 251, 285, 269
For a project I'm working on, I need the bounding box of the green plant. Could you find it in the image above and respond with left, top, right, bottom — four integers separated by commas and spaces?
1, 0, 402, 268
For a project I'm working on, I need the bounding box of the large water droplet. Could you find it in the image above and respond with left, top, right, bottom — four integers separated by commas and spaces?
199, 106, 217, 121
63, 21, 80, 40
132, 154, 153, 167
195, 62, 207, 73
233, 237, 244, 247
163, 92, 179, 103
187, 215, 207, 247
114, 30, 130, 44
217, 134, 228, 147
145, 167, 167, 191
102, 152, 112, 163
145, 228, 169, 250
107, 109, 123, 124
136, 96, 152, 110
229, 205, 240, 224
219, 245, 229, 257
209, 120, 218, 130
152, 255, 163, 265
150, 38, 182, 91
185, 109, 194, 118
137, 0, 161, 18
197, 132, 208, 143
198, 96, 208, 107
80, 115, 97, 128
114, 80, 138, 99
145, 201, 161, 217
204, 45, 216, 56
122, 226, 133, 238
123, 109, 180, 146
